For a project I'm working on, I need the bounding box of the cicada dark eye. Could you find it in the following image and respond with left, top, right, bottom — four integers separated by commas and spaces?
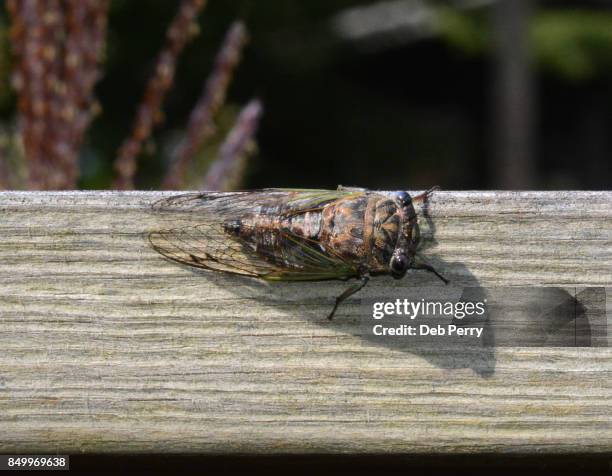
396, 191, 411, 207
390, 254, 409, 278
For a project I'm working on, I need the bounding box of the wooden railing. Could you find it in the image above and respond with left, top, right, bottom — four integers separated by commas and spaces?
0, 191, 610, 453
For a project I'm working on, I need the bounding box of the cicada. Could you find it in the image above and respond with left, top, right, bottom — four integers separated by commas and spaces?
149, 187, 448, 319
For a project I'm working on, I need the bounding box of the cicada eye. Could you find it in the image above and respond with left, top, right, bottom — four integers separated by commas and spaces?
390, 254, 409, 278
396, 191, 412, 207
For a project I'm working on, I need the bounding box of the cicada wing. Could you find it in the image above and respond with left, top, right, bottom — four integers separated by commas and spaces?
149, 189, 365, 280
152, 191, 282, 216
151, 189, 362, 217
148, 222, 278, 278
260, 232, 359, 281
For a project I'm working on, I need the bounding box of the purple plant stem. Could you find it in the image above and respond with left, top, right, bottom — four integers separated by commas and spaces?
113, 0, 207, 190
58, 0, 109, 184
7, 0, 109, 189
202, 98, 262, 191
162, 21, 248, 190
7, 0, 54, 189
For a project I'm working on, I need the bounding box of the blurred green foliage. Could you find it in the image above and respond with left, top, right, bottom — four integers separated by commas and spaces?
438, 6, 612, 80
534, 11, 612, 79
436, 5, 490, 56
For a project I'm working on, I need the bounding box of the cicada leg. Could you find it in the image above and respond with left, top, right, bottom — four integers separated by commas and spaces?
413, 259, 449, 284
327, 274, 370, 320
412, 185, 440, 203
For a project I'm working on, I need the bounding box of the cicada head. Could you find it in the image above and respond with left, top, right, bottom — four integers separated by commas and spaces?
366, 190, 420, 277
388, 191, 420, 279
384, 189, 448, 284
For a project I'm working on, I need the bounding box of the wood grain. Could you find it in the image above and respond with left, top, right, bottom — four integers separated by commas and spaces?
0, 191, 610, 454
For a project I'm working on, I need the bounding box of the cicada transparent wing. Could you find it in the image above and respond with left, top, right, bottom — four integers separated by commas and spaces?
148, 189, 362, 281
148, 221, 273, 277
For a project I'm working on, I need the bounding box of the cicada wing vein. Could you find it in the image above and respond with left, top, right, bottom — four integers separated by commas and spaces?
149, 189, 364, 281
148, 223, 275, 277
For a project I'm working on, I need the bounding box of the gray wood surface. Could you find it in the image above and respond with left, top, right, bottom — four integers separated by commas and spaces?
0, 191, 610, 454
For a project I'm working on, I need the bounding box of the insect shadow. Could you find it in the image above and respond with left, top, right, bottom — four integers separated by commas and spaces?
192, 197, 499, 378
251, 251, 497, 378
148, 193, 601, 378
348, 196, 497, 378
212, 199, 603, 377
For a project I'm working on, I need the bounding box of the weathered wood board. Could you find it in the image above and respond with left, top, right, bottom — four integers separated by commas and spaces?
0, 191, 610, 453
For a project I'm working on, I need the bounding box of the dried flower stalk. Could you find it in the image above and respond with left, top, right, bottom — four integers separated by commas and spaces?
7, 0, 109, 189
202, 98, 262, 191
113, 0, 207, 190
162, 21, 248, 189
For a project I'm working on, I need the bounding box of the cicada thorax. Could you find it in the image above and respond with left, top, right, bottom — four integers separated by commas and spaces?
317, 194, 403, 273
318, 195, 369, 262
366, 196, 403, 271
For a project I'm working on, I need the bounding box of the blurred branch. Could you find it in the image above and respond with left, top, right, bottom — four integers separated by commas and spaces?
112, 0, 207, 190
7, 0, 109, 190
202, 99, 262, 191
162, 21, 248, 190
491, 0, 536, 189
0, 156, 9, 190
